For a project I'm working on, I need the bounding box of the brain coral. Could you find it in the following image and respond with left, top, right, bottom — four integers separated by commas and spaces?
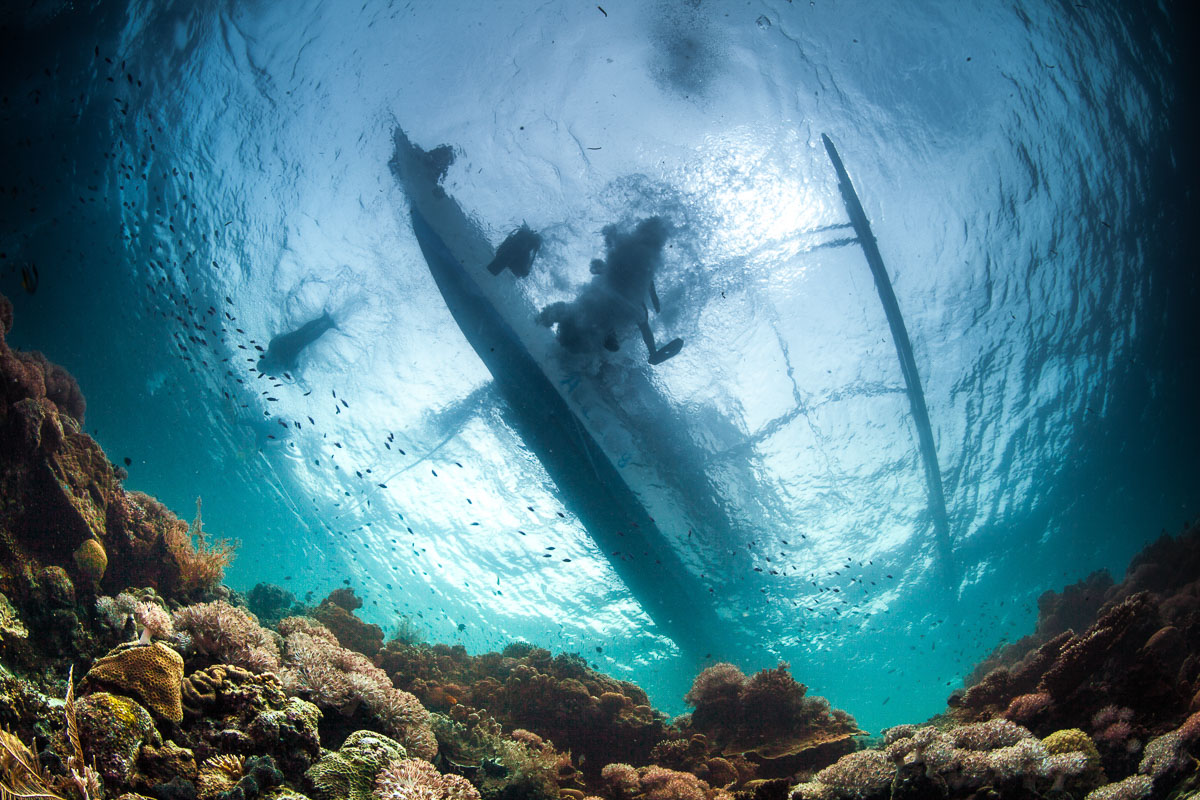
82, 641, 185, 723
303, 730, 407, 800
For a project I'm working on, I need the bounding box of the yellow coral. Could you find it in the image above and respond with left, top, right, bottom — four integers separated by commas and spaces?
82, 641, 185, 723
1042, 728, 1105, 790
73, 538, 107, 583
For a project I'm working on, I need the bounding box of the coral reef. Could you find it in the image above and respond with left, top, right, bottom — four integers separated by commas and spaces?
303, 730, 407, 800
3, 293, 1199, 800
680, 663, 860, 778
949, 522, 1200, 748
81, 641, 186, 723
277, 617, 435, 759
378, 642, 669, 774
309, 589, 384, 658
374, 758, 479, 800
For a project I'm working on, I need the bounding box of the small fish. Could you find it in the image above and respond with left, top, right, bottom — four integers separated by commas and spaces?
20, 264, 39, 294
123, 456, 132, 466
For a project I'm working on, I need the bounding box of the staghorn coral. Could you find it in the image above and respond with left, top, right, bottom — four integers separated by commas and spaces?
680, 663, 859, 778
1039, 592, 1158, 700
172, 602, 282, 673
951, 523, 1200, 739
80, 640, 185, 722
684, 664, 746, 734
1003, 692, 1052, 724
374, 758, 480, 800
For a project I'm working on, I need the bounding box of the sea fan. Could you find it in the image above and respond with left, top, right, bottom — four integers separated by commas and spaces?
0, 728, 64, 800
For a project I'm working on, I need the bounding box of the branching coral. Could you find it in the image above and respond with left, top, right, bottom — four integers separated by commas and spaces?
164, 498, 237, 594
279, 621, 435, 759
172, 601, 281, 672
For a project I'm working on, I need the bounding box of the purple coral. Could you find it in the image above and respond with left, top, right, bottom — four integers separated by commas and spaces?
375, 758, 479, 800
171, 601, 281, 672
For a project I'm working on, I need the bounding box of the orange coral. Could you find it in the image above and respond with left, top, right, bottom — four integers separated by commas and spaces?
163, 498, 236, 594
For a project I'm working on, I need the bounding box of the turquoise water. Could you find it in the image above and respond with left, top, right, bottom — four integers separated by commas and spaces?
1, 0, 1195, 733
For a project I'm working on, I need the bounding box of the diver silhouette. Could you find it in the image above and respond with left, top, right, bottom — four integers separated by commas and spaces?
486, 223, 543, 277
535, 216, 683, 365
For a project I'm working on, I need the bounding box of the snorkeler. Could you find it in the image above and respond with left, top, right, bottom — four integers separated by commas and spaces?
536, 216, 684, 365
486, 223, 543, 277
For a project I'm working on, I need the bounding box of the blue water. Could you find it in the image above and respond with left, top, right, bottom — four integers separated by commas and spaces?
1, 0, 1195, 733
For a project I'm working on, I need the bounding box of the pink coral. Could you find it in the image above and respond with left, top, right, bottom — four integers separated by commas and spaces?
281, 626, 435, 759
171, 601, 281, 672
278, 614, 340, 643
1092, 705, 1134, 730
950, 718, 1032, 750
601, 763, 640, 796
135, 601, 174, 641
375, 758, 479, 800
638, 766, 709, 800
1003, 692, 1052, 723
1096, 721, 1133, 748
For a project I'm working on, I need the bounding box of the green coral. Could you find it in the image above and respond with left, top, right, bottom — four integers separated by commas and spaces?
303, 730, 407, 800
429, 714, 560, 800
0, 591, 29, 641
75, 691, 162, 785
